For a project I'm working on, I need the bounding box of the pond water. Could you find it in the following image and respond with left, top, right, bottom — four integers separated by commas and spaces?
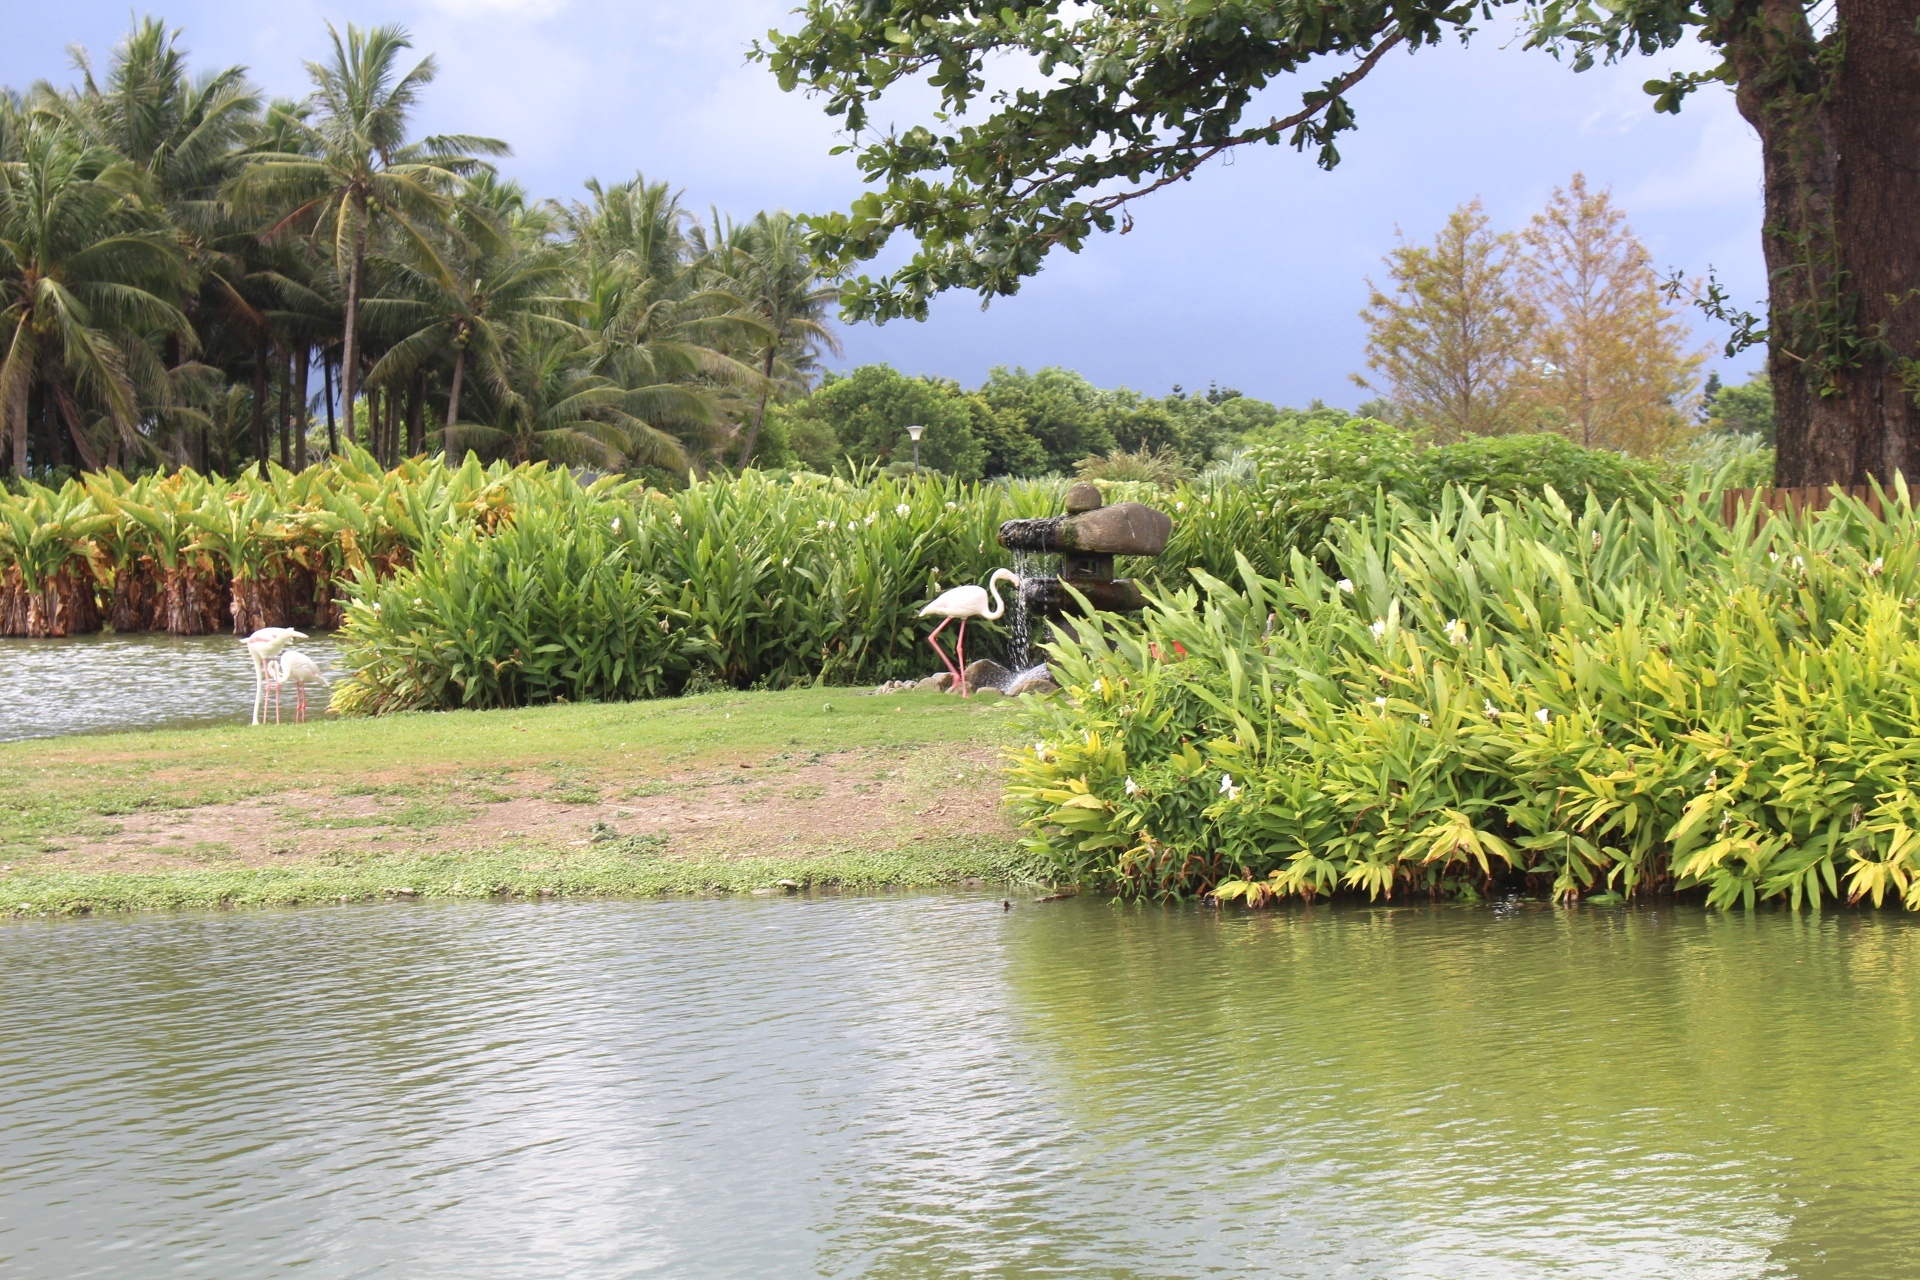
2, 895, 1917, 1278
0, 633, 343, 743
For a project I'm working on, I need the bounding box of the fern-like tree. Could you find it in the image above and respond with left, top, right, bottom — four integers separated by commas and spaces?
1358, 201, 1532, 442
227, 22, 504, 433
1517, 174, 1704, 455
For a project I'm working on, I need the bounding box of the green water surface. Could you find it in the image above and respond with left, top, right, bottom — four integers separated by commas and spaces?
1, 896, 1914, 1277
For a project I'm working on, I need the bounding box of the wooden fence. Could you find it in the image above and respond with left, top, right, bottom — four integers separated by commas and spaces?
1716, 485, 1886, 524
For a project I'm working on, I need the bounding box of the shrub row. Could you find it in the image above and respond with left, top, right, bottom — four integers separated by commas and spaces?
1010, 482, 1920, 910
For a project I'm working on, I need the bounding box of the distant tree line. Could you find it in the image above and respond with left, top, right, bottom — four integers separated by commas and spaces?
760, 365, 1299, 481
2, 18, 837, 481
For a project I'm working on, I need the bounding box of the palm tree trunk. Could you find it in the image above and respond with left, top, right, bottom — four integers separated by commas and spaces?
278, 345, 293, 470
407, 373, 424, 457
251, 338, 270, 479
340, 203, 368, 441
5, 327, 32, 477
48, 380, 103, 472
293, 345, 311, 471
738, 344, 778, 468
323, 355, 338, 457
445, 343, 467, 463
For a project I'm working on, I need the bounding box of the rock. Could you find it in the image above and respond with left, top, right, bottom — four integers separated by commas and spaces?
914, 672, 954, 692
777, 879, 801, 890
1006, 668, 1060, 697
996, 501, 1171, 557
872, 679, 920, 695
962, 659, 1013, 692
971, 687, 1004, 701
1064, 501, 1173, 556
1064, 481, 1103, 513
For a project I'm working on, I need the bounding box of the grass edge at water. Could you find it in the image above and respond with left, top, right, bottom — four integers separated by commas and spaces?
0, 836, 1048, 918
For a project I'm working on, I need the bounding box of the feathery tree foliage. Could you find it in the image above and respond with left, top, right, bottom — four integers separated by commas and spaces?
1, 17, 839, 481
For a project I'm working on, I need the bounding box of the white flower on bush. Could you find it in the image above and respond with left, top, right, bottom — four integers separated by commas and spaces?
659, 618, 671, 632
865, 512, 879, 526
1870, 557, 1885, 576
670, 512, 682, 527
1219, 773, 1240, 799
611, 517, 621, 533
1034, 742, 1050, 761
1484, 699, 1500, 720
1370, 619, 1387, 640
1373, 696, 1388, 709
1535, 708, 1551, 725
945, 501, 958, 511
847, 521, 859, 532
412, 597, 424, 607
817, 519, 832, 530
895, 503, 911, 517
1124, 776, 1138, 796
1446, 618, 1468, 644
781, 558, 791, 568
1175, 501, 1186, 512
1337, 578, 1355, 594
1419, 712, 1431, 726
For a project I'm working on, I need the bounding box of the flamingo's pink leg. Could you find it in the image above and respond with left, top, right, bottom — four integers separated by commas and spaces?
926, 616, 963, 691
956, 617, 970, 697
296, 685, 307, 724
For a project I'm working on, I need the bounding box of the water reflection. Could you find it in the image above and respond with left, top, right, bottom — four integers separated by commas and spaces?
0, 632, 342, 742
0, 898, 1916, 1278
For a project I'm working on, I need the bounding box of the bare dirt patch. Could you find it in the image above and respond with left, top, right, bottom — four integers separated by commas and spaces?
31, 746, 1014, 873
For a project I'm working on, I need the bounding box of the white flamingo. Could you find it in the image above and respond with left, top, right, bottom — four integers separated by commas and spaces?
242, 627, 305, 725
919, 568, 1019, 696
265, 649, 329, 724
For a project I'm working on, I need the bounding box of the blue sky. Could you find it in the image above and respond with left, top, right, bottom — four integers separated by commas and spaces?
6, 1, 1767, 408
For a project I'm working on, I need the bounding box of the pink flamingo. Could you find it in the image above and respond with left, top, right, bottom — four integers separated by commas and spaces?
919, 569, 1019, 696
242, 627, 305, 725
264, 650, 329, 724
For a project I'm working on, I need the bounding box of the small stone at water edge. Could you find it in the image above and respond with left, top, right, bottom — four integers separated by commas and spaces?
388, 887, 418, 898
777, 879, 800, 890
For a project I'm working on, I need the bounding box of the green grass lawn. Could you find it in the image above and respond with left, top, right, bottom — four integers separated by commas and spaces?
0, 689, 1044, 916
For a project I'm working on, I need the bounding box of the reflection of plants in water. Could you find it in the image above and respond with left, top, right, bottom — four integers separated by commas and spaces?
998, 903, 1920, 1275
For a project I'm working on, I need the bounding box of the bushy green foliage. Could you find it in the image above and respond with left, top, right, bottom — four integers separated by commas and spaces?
766, 364, 1281, 478
333, 468, 1062, 711
1704, 372, 1777, 444
1149, 416, 1669, 586
1011, 482, 1920, 910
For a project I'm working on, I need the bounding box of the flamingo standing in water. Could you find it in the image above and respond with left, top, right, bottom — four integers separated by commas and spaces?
919, 568, 1020, 696
265, 649, 329, 723
242, 627, 305, 725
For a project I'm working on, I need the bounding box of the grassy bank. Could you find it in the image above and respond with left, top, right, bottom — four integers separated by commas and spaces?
0, 689, 1040, 916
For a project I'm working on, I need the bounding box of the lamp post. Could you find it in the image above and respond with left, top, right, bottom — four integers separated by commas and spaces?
906, 423, 924, 470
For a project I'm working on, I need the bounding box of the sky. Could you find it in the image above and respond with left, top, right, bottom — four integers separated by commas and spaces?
4, 0, 1769, 408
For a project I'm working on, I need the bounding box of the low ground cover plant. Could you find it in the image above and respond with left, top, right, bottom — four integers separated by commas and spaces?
1010, 483, 1920, 910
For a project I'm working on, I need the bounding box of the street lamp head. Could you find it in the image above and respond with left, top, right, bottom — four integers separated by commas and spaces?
906, 424, 925, 442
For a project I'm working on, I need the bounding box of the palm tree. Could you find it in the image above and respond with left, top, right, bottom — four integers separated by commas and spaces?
458, 324, 687, 469
362, 175, 570, 458
227, 22, 504, 434
0, 118, 190, 474
713, 210, 840, 467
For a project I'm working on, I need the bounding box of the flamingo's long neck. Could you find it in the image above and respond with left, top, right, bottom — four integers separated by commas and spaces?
985, 573, 1006, 620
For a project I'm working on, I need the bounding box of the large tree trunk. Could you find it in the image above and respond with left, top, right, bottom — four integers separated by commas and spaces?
445, 343, 467, 464
1732, 0, 1920, 486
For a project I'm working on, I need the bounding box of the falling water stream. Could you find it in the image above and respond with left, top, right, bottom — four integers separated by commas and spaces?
1008, 549, 1042, 672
